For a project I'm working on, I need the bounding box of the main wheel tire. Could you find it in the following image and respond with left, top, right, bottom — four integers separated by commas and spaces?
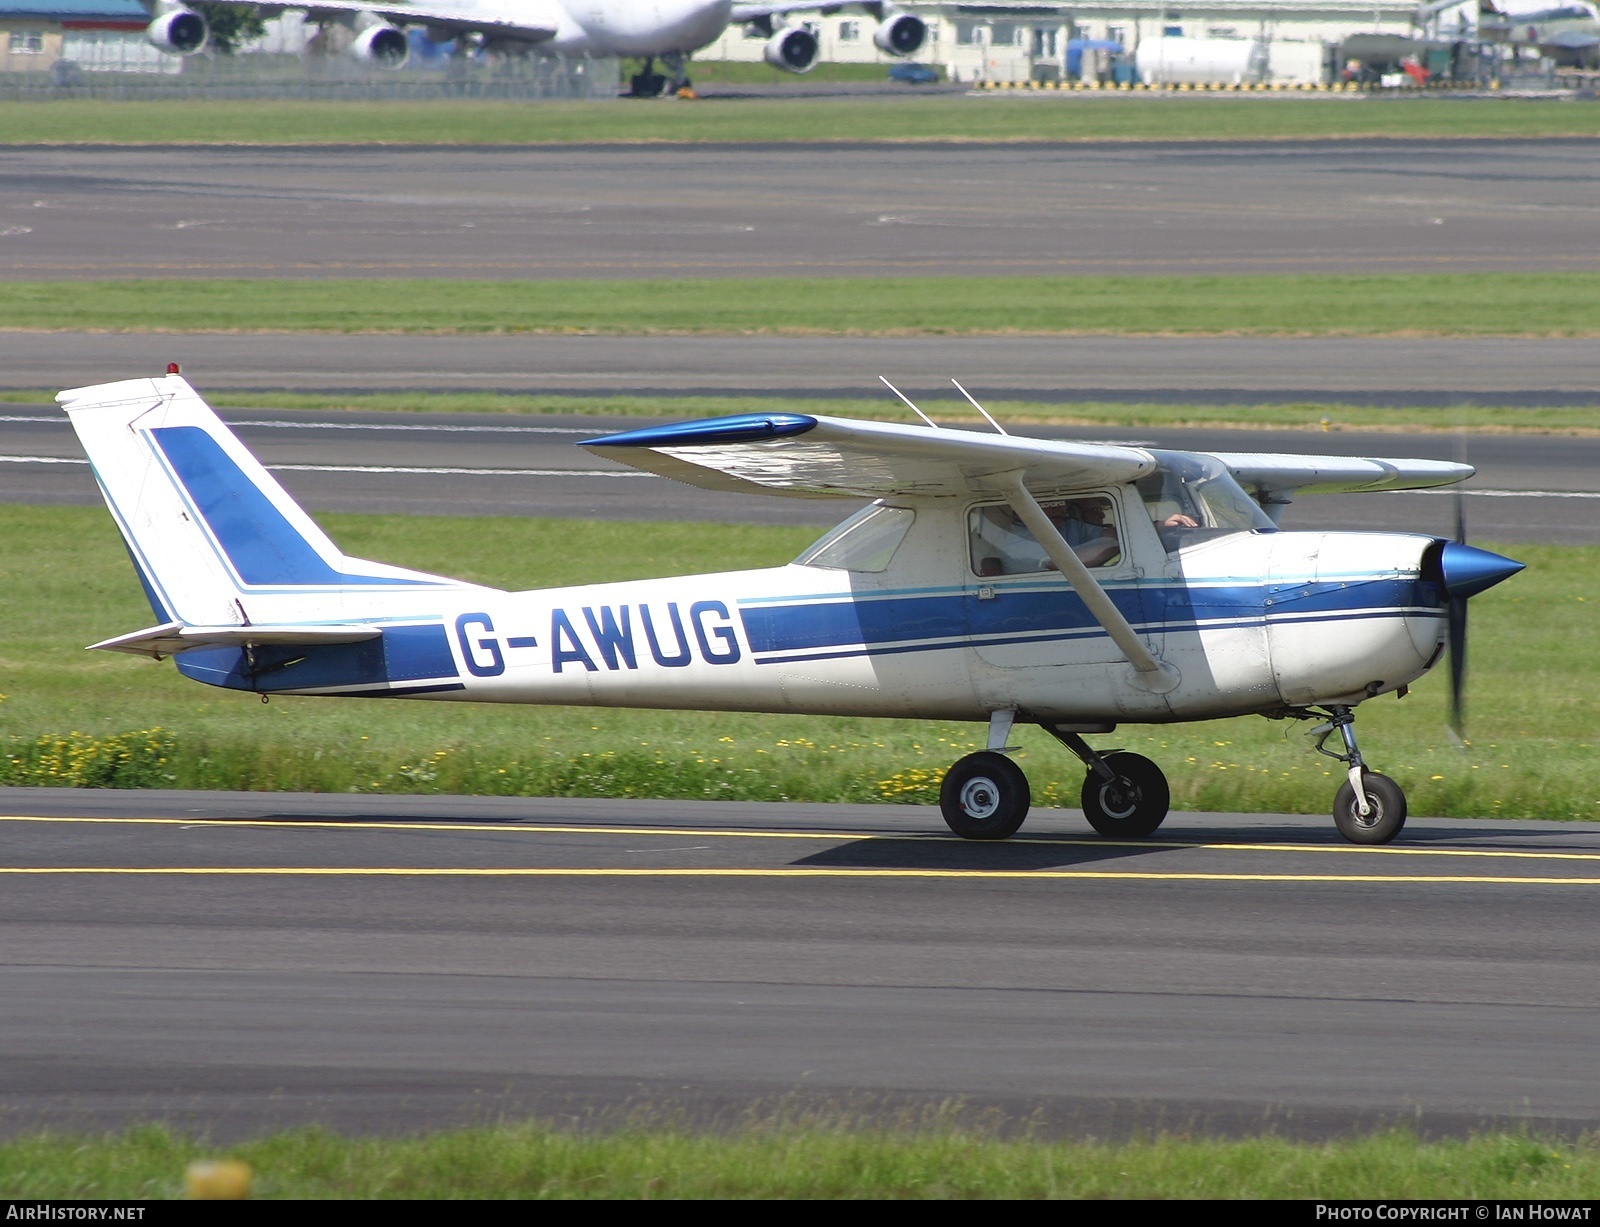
1081, 751, 1170, 838
629, 72, 666, 97
939, 751, 1030, 841
1333, 771, 1407, 845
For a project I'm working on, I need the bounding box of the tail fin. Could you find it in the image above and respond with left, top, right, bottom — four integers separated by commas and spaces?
59, 375, 469, 628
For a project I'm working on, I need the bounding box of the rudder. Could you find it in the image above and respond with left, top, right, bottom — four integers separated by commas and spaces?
59, 374, 467, 628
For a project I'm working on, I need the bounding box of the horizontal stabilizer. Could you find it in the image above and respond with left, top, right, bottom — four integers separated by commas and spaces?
90, 621, 382, 659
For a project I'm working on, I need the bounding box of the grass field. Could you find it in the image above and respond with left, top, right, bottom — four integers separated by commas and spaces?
15, 389, 1585, 435
0, 504, 1588, 822
3, 1123, 1597, 1199
1, 96, 1598, 145
7, 273, 1600, 336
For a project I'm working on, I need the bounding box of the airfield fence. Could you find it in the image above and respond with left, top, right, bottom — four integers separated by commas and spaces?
0, 51, 619, 102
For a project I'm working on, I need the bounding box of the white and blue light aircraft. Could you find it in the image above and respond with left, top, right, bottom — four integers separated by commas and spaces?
139, 0, 928, 95
60, 373, 1523, 846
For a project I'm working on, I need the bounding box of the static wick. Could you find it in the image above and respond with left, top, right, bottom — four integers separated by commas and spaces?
951, 378, 1008, 435
878, 375, 940, 430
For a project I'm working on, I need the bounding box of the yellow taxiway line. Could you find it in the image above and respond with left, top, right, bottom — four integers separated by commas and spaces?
0, 866, 1598, 885
3, 813, 1599, 865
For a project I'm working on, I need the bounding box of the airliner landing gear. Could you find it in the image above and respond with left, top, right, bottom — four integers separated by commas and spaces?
1043, 724, 1171, 838
628, 58, 667, 97
1309, 706, 1407, 844
939, 751, 1030, 840
661, 52, 694, 97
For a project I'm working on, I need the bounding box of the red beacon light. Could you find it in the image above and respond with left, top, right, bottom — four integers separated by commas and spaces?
166, 363, 180, 375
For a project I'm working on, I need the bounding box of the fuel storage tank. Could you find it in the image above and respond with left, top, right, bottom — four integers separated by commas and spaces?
1135, 37, 1270, 84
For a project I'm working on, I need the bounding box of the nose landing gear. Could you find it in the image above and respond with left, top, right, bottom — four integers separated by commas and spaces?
1306, 705, 1408, 844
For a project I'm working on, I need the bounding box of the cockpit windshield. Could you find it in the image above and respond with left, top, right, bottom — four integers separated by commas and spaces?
1137, 452, 1276, 552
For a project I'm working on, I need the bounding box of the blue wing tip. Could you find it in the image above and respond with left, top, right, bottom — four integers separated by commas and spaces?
585, 413, 818, 448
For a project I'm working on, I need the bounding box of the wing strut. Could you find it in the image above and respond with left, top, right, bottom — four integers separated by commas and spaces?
999, 474, 1180, 694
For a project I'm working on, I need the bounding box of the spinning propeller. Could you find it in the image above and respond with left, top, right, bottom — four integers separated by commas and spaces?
1435, 464, 1523, 741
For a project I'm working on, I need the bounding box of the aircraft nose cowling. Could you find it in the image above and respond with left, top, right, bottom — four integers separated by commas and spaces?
1437, 541, 1525, 600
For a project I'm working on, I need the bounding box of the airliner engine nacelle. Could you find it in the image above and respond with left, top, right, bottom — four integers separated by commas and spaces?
145, 6, 209, 55
872, 9, 927, 56
350, 22, 410, 68
765, 26, 819, 72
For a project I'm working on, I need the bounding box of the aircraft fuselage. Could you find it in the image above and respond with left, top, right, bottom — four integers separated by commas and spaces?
172, 520, 1449, 727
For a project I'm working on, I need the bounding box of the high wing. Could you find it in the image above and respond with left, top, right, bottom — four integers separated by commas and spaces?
1206, 452, 1473, 501
256, 1, 558, 41
584, 412, 1474, 501
584, 413, 1157, 499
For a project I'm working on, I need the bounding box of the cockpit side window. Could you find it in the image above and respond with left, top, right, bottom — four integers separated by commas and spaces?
1138, 452, 1276, 552
969, 495, 1122, 576
795, 504, 915, 573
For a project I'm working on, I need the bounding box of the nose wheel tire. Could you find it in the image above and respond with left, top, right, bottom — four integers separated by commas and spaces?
939, 751, 1030, 840
1333, 771, 1407, 844
1081, 751, 1170, 839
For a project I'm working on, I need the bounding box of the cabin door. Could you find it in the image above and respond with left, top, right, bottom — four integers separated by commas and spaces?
963, 491, 1150, 668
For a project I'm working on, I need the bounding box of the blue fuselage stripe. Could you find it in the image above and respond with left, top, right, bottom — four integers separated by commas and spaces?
738, 578, 1437, 663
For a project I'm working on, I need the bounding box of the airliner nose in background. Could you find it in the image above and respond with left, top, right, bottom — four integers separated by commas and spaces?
561, 0, 735, 55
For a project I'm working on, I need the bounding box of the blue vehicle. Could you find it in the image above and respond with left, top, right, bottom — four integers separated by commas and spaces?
889, 61, 940, 84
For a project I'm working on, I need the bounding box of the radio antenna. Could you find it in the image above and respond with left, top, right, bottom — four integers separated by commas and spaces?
879, 375, 940, 429
951, 378, 1008, 435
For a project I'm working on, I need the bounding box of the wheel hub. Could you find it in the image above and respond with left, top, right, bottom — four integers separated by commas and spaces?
959, 777, 1001, 820
1098, 778, 1140, 820
1349, 793, 1385, 829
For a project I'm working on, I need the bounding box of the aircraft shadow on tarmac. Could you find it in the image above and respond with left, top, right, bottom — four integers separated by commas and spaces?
791, 836, 1180, 871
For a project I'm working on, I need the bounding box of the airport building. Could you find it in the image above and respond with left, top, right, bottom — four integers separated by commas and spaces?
696, 2, 1425, 85
0, 0, 175, 75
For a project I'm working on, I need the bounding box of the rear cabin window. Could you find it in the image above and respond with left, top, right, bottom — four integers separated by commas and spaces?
795, 505, 915, 573
969, 496, 1122, 576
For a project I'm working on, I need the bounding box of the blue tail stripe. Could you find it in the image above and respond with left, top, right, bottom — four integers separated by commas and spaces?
151, 426, 432, 588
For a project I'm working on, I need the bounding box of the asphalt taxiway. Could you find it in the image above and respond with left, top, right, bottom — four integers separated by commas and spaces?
8, 332, 1600, 406
3, 788, 1598, 1140
2, 138, 1597, 279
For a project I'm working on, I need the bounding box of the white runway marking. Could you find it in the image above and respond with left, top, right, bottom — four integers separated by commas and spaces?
3, 415, 595, 435
0, 454, 651, 478
268, 463, 650, 478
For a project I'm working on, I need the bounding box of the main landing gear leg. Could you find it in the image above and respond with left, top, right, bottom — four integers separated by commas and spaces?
1042, 723, 1171, 839
628, 57, 667, 97
1309, 705, 1407, 845
661, 52, 695, 98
